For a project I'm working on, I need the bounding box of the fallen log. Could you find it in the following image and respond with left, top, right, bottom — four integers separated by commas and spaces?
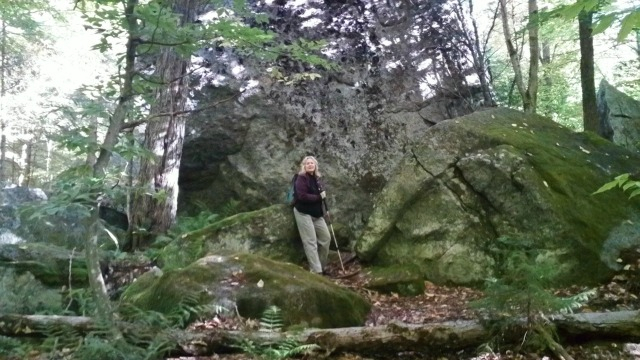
0, 314, 94, 336
1, 311, 639, 356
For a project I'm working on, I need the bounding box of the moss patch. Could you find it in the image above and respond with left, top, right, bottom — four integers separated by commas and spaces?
122, 253, 370, 329
364, 264, 425, 296
358, 108, 640, 286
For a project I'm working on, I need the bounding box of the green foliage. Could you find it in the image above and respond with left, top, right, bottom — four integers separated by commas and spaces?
260, 305, 284, 332
474, 236, 594, 322
236, 305, 320, 359
593, 173, 640, 198
148, 235, 205, 271
0, 336, 30, 359
238, 337, 320, 360
72, 336, 129, 360
170, 210, 222, 236
473, 236, 595, 353
0, 269, 63, 315
41, 298, 217, 359
148, 205, 240, 270
549, 0, 640, 42
63, 288, 97, 316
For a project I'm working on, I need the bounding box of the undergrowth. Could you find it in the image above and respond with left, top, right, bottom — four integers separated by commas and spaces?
236, 305, 320, 360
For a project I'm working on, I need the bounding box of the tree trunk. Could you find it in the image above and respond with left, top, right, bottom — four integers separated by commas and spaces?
499, 0, 540, 113
84, 0, 140, 325
0, 19, 6, 184
85, 117, 98, 167
636, 29, 639, 60
129, 0, 200, 250
23, 138, 33, 187
578, 10, 600, 135
526, 0, 539, 114
2, 311, 639, 357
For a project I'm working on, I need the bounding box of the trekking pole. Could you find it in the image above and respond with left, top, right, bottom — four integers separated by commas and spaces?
322, 198, 345, 272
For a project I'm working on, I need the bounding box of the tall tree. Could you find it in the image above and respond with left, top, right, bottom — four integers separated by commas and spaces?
129, 0, 201, 249
578, 9, 600, 135
498, 0, 540, 113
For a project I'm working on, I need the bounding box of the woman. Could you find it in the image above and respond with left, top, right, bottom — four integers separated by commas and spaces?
293, 156, 331, 275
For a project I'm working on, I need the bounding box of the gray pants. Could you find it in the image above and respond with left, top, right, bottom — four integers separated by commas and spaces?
293, 208, 331, 274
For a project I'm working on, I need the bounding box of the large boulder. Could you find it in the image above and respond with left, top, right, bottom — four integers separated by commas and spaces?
597, 79, 640, 151
356, 107, 640, 286
178, 204, 350, 265
122, 253, 370, 329
0, 243, 88, 287
179, 1, 492, 239
0, 186, 47, 244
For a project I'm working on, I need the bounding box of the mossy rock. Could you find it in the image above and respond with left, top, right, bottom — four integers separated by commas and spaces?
0, 243, 88, 287
179, 204, 304, 264
364, 264, 425, 296
122, 252, 370, 329
357, 107, 640, 286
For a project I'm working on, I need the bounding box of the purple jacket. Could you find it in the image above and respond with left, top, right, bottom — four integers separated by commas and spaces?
294, 172, 325, 218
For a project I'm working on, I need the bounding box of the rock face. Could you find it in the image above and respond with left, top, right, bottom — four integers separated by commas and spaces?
0, 243, 88, 287
0, 186, 47, 245
122, 253, 371, 328
179, 85, 483, 240
597, 80, 640, 152
177, 204, 351, 266
355, 108, 640, 286
178, 0, 491, 238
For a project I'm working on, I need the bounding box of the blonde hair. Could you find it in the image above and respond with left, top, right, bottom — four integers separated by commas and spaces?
298, 156, 321, 177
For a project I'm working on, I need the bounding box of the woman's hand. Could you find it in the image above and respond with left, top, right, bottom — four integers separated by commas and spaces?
320, 191, 326, 199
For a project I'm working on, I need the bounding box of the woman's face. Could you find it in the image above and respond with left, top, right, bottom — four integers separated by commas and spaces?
304, 159, 317, 173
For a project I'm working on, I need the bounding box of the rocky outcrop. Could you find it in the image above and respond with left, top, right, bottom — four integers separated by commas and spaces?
178, 85, 482, 241
0, 186, 47, 245
597, 80, 640, 151
177, 204, 350, 266
356, 108, 640, 286
122, 253, 371, 329
0, 243, 88, 287
178, 0, 491, 239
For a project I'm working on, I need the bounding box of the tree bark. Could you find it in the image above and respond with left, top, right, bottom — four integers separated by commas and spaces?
2, 311, 639, 357
129, 0, 201, 250
85, 0, 140, 326
0, 19, 6, 183
499, 0, 539, 113
22, 138, 33, 187
525, 0, 539, 114
578, 10, 600, 135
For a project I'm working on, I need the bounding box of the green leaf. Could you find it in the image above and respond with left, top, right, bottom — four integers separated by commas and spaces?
592, 179, 621, 195
617, 11, 640, 42
622, 180, 639, 191
629, 188, 640, 199
592, 14, 615, 36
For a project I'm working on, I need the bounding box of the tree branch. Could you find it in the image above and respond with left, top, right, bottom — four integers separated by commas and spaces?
119, 91, 243, 131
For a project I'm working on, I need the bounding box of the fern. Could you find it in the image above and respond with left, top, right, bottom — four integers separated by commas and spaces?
219, 199, 240, 218
473, 235, 595, 354
593, 173, 640, 199
260, 305, 284, 332
236, 337, 320, 360
0, 269, 63, 315
236, 305, 320, 359
0, 336, 30, 359
558, 289, 596, 314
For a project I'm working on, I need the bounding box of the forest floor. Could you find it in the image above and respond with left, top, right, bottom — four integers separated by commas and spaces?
168, 254, 640, 360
